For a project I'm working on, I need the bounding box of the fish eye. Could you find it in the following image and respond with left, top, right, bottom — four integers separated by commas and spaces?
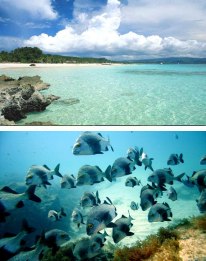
75, 143, 81, 148
87, 223, 93, 229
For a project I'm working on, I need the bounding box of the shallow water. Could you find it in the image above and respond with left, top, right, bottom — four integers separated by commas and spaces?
0, 131, 205, 248
1, 64, 206, 125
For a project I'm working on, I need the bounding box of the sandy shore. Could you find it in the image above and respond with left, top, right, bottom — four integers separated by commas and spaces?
0, 63, 120, 69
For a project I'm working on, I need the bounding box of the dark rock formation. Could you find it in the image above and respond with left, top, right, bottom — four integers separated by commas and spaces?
0, 75, 60, 122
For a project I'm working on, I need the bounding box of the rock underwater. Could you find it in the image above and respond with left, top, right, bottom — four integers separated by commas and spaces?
0, 75, 60, 123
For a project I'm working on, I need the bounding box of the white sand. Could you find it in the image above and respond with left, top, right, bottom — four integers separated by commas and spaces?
0, 63, 118, 69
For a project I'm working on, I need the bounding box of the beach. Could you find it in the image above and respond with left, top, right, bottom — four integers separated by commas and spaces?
0, 63, 117, 69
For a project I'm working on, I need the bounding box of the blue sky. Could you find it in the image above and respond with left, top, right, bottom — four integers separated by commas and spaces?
0, 0, 206, 59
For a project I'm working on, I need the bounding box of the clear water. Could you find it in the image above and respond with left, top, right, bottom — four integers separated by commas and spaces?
1, 64, 206, 125
0, 131, 205, 247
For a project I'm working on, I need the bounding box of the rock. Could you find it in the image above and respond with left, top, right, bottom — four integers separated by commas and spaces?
0, 74, 59, 122
54, 98, 80, 106
24, 121, 56, 126
0, 116, 15, 125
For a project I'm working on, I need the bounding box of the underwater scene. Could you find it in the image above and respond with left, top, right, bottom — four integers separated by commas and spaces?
0, 130, 206, 260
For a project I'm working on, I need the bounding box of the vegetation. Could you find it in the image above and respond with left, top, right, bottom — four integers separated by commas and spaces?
0, 47, 112, 64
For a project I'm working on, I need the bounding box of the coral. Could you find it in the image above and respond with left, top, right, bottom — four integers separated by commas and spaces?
41, 243, 75, 261
192, 214, 206, 231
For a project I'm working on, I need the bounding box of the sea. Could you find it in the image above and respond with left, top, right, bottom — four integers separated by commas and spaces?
0, 130, 205, 253
1, 64, 206, 125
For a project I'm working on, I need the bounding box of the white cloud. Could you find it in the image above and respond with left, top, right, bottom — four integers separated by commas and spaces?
24, 0, 206, 59
0, 0, 57, 20
0, 36, 24, 51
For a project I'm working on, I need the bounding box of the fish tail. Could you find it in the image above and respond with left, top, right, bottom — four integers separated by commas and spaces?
179, 153, 184, 163
96, 191, 101, 204
60, 207, 67, 217
25, 185, 41, 203
175, 173, 185, 182
107, 136, 114, 151
104, 165, 112, 182
22, 219, 35, 234
54, 163, 62, 177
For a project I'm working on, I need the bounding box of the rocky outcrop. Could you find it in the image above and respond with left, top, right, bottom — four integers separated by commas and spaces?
0, 75, 60, 124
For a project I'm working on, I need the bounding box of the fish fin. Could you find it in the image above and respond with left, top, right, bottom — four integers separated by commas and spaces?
164, 218, 171, 221
97, 132, 103, 137
139, 147, 143, 156
107, 222, 117, 228
163, 202, 170, 208
149, 166, 154, 171
96, 191, 101, 204
105, 146, 109, 151
179, 153, 184, 163
43, 164, 50, 170
192, 171, 196, 177
150, 158, 154, 160
60, 207, 67, 217
96, 152, 104, 154
111, 145, 114, 152
71, 174, 76, 179
43, 184, 47, 189
175, 173, 185, 182
54, 163, 62, 177
22, 219, 35, 234
26, 185, 41, 203
0, 186, 18, 194
121, 215, 127, 218
106, 197, 113, 205
45, 181, 51, 185
95, 165, 103, 172
127, 232, 134, 236
77, 223, 80, 228
103, 200, 110, 205
145, 166, 147, 171
16, 200, 24, 208
104, 165, 112, 182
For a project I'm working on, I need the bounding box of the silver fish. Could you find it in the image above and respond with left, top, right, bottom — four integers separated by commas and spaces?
189, 170, 206, 192
130, 201, 139, 211
127, 146, 143, 166
200, 155, 206, 165
76, 165, 112, 186
71, 208, 85, 228
167, 153, 184, 165
48, 207, 66, 221
86, 197, 117, 235
72, 132, 113, 155
25, 164, 62, 188
112, 212, 134, 243
111, 157, 136, 179
125, 177, 141, 187
141, 152, 154, 171
44, 229, 70, 248
0, 185, 41, 222
148, 202, 172, 222
140, 184, 161, 211
167, 186, 177, 201
60, 174, 76, 189
196, 189, 206, 213
147, 168, 184, 188
0, 219, 34, 256
80, 191, 101, 208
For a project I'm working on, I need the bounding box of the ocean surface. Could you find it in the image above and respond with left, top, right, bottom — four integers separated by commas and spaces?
1, 64, 206, 125
0, 131, 205, 250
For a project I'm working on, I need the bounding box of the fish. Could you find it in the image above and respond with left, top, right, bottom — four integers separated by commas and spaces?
148, 202, 172, 222
196, 189, 206, 213
72, 237, 102, 260
147, 168, 185, 189
0, 185, 41, 222
111, 157, 136, 179
112, 212, 134, 243
141, 152, 154, 171
200, 155, 206, 165
167, 186, 177, 201
130, 201, 139, 211
127, 146, 143, 166
125, 177, 142, 187
72, 131, 114, 155
91, 230, 108, 247
80, 191, 101, 208
189, 170, 206, 192
140, 184, 162, 211
76, 165, 112, 186
167, 153, 184, 165
71, 208, 85, 228
0, 219, 35, 259
48, 207, 67, 222
86, 197, 117, 235
43, 229, 70, 254
25, 164, 62, 188
60, 174, 76, 189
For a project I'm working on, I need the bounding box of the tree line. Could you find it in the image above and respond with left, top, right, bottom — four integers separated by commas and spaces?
0, 47, 112, 64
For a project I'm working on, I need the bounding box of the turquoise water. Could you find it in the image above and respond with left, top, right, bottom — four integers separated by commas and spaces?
1, 64, 206, 125
0, 131, 205, 250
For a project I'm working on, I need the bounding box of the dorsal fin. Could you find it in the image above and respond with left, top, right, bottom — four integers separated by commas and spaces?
71, 174, 76, 179
43, 165, 50, 170
103, 200, 110, 205
192, 171, 197, 177
95, 166, 103, 172
97, 133, 103, 137
163, 202, 170, 208
0, 186, 18, 194
106, 197, 113, 205
121, 215, 127, 218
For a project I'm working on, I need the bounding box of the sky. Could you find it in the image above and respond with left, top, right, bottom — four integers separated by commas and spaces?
0, 0, 206, 60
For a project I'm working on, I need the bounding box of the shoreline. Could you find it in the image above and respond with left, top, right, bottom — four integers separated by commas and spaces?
0, 62, 122, 69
